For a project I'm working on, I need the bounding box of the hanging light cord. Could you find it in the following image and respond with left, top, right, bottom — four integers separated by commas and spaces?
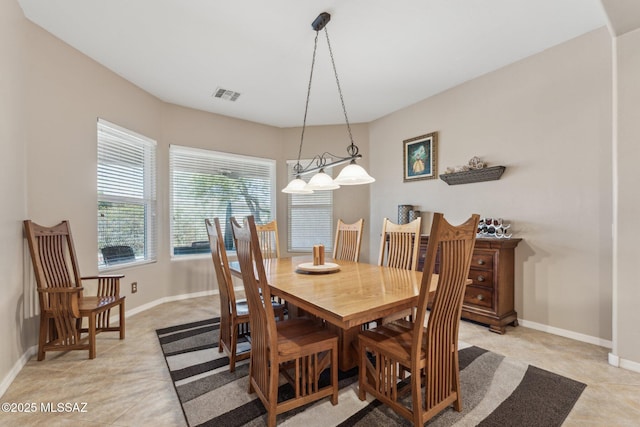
294, 31, 320, 175
325, 27, 357, 157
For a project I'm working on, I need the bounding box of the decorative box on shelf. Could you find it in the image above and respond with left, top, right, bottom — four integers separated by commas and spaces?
440, 165, 506, 185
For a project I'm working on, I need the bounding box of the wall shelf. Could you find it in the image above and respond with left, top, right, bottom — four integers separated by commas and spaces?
440, 165, 506, 185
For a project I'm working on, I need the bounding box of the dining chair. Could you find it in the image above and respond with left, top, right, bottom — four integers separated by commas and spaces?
358, 213, 480, 427
256, 220, 280, 259
23, 220, 126, 360
332, 218, 364, 262
230, 215, 339, 427
378, 217, 422, 270
205, 218, 251, 372
377, 217, 422, 323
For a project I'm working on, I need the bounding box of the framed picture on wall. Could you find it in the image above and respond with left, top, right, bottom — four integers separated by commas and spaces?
403, 132, 438, 182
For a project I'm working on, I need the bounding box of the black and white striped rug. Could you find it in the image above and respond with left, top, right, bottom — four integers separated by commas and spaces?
157, 318, 586, 427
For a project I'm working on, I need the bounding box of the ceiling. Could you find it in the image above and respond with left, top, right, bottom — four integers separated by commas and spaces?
18, 0, 607, 128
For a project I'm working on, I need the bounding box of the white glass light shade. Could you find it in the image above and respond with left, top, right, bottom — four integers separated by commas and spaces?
282, 177, 314, 194
334, 163, 375, 185
305, 171, 340, 190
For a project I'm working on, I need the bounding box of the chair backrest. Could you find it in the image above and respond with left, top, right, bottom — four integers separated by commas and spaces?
255, 220, 280, 259
378, 217, 422, 270
230, 215, 278, 395
413, 213, 479, 405
23, 220, 83, 311
333, 218, 364, 262
205, 218, 238, 342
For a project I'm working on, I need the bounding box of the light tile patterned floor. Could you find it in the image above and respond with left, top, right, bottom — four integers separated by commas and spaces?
1, 296, 639, 426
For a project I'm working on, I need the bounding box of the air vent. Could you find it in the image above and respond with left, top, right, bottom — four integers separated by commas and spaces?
213, 87, 241, 102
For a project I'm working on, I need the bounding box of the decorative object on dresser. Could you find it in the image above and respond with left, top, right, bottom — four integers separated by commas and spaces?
397, 204, 421, 224
441, 155, 505, 185
403, 132, 438, 182
419, 235, 522, 334
478, 217, 513, 238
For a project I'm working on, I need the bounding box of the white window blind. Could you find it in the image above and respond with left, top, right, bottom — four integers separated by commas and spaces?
287, 161, 333, 253
170, 145, 276, 256
97, 119, 157, 269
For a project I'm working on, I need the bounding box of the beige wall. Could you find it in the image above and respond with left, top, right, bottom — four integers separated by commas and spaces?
615, 27, 640, 366
369, 28, 613, 342
0, 0, 31, 390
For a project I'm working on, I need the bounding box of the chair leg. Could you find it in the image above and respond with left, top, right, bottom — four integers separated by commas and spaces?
229, 323, 238, 372
88, 314, 96, 359
358, 341, 367, 401
331, 344, 338, 405
119, 300, 125, 339
37, 316, 49, 361
412, 372, 423, 427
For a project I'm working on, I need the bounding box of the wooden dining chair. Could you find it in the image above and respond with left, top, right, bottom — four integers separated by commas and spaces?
256, 220, 280, 259
205, 218, 251, 372
358, 213, 480, 427
230, 215, 339, 427
23, 220, 126, 360
332, 218, 364, 262
378, 217, 422, 270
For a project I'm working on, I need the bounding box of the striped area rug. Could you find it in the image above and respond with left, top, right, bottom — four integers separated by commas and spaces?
157, 318, 586, 427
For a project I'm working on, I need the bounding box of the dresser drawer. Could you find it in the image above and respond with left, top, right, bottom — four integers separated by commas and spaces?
468, 268, 494, 288
471, 252, 494, 270
464, 285, 493, 309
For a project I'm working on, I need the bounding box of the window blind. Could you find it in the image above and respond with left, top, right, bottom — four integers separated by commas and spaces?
170, 145, 276, 256
287, 161, 334, 253
97, 119, 157, 269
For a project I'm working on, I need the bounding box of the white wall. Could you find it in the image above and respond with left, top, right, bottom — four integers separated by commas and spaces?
369, 28, 613, 341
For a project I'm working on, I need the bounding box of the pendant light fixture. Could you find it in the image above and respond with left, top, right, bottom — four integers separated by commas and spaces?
282, 12, 375, 194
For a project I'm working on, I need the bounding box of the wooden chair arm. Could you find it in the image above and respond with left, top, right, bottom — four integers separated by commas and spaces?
81, 276, 123, 297
82, 275, 125, 280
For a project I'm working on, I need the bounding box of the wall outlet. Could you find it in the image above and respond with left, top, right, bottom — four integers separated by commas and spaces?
131, 282, 138, 293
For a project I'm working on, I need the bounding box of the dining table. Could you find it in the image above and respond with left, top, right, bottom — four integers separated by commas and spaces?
229, 256, 440, 371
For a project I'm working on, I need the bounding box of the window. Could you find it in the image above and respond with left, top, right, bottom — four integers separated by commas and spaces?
170, 145, 276, 256
287, 161, 334, 252
97, 119, 157, 269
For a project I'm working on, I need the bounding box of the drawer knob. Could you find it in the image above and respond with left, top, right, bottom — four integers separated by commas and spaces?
477, 294, 484, 301
477, 259, 485, 265
477, 275, 485, 282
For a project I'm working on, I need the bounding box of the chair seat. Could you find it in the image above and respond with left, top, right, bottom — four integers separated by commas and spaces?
275, 318, 337, 357
359, 319, 426, 366
79, 295, 124, 312
234, 299, 284, 319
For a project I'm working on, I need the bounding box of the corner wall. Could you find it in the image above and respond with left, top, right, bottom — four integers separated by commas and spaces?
369, 28, 613, 342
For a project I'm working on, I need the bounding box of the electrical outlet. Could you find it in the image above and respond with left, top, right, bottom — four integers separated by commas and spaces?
131, 282, 138, 293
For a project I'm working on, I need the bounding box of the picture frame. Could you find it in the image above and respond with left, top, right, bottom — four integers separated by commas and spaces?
403, 132, 438, 182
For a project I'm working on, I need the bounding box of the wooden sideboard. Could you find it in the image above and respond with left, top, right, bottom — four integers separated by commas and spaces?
418, 235, 522, 334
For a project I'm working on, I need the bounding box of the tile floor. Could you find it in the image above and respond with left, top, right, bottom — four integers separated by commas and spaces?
1, 296, 639, 426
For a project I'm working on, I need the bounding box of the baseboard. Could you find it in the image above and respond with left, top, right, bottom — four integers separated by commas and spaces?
518, 318, 613, 348
2, 289, 221, 397
0, 345, 37, 397
608, 352, 640, 373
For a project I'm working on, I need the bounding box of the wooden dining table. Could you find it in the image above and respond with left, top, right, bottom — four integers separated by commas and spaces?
229, 256, 439, 371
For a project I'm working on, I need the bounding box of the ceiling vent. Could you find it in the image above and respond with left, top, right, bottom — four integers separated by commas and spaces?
213, 87, 241, 102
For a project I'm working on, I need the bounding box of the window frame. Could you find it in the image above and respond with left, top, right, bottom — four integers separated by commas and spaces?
169, 145, 277, 259
97, 118, 157, 271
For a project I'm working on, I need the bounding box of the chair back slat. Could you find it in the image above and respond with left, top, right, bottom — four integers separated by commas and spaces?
378, 217, 421, 270
24, 220, 83, 310
333, 218, 364, 262
255, 220, 280, 259
413, 213, 480, 412
231, 216, 278, 396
